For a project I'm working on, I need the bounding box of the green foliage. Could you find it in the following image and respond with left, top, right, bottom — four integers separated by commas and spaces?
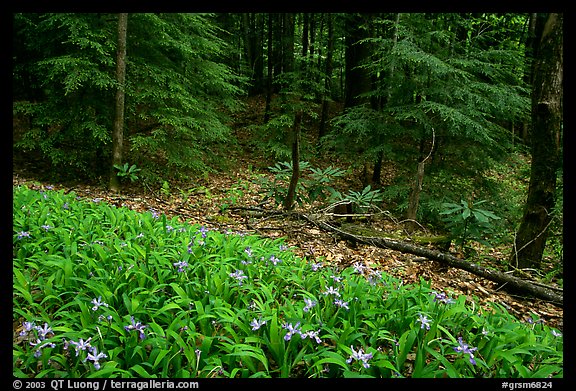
329, 13, 530, 202
440, 199, 501, 251
13, 13, 246, 181
113, 163, 141, 183
13, 186, 563, 378
330, 185, 385, 214
259, 161, 346, 208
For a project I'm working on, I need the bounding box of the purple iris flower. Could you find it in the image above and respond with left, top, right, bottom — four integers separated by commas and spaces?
346, 346, 373, 368
453, 336, 478, 365
124, 316, 147, 340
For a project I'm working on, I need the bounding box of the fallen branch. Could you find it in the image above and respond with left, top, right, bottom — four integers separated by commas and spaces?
302, 214, 563, 307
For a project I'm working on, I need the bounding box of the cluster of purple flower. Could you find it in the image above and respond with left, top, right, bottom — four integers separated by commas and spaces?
346, 345, 374, 368
432, 291, 456, 304
453, 337, 478, 365
124, 316, 148, 340
173, 260, 189, 273
229, 269, 248, 285
17, 231, 31, 240
20, 321, 55, 358
64, 338, 107, 370
282, 322, 322, 344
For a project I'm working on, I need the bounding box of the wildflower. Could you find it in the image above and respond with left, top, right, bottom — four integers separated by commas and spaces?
195, 349, 202, 361
124, 316, 147, 340
352, 262, 367, 274
62, 203, 69, 210
46, 185, 54, 190
31, 340, 56, 358
301, 330, 322, 344
35, 323, 53, 339
453, 336, 478, 365
166, 225, 174, 232
149, 209, 159, 219
417, 314, 431, 331
69, 338, 93, 356
346, 346, 373, 369
244, 247, 252, 257
17, 231, 30, 239
84, 346, 107, 370
91, 296, 109, 311
432, 291, 455, 304
311, 262, 323, 271
334, 299, 350, 310
282, 322, 302, 341
367, 269, 382, 285
551, 330, 563, 337
269, 255, 282, 266
279, 244, 288, 251
331, 275, 343, 283
250, 318, 267, 331
322, 286, 341, 297
230, 269, 248, 285
173, 260, 189, 273
20, 321, 35, 336
198, 226, 209, 238
303, 298, 317, 312
136, 233, 144, 239
41, 224, 52, 231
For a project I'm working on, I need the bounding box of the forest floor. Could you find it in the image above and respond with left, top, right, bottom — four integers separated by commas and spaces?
12, 96, 563, 331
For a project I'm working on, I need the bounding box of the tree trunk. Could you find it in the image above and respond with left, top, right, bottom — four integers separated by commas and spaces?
301, 13, 309, 57
318, 13, 334, 140
264, 13, 273, 123
344, 13, 372, 109
284, 110, 303, 211
242, 14, 264, 96
283, 13, 295, 74
511, 13, 563, 270
109, 13, 128, 193
405, 159, 425, 230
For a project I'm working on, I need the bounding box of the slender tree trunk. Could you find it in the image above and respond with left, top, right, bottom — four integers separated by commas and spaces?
301, 13, 309, 57
372, 150, 384, 185
511, 13, 562, 270
372, 13, 400, 185
284, 110, 303, 211
405, 158, 426, 231
309, 13, 316, 58
109, 13, 128, 193
406, 128, 435, 232
344, 13, 372, 109
283, 13, 295, 74
264, 13, 273, 123
318, 13, 334, 140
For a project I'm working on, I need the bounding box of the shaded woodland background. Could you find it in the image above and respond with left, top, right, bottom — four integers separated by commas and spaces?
12, 13, 563, 296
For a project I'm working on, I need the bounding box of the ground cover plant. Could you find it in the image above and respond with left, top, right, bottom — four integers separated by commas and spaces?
13, 186, 563, 378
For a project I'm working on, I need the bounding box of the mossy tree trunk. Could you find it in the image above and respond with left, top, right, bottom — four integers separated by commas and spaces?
511, 13, 562, 270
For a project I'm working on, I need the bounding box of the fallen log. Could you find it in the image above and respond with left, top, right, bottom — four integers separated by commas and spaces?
303, 216, 563, 307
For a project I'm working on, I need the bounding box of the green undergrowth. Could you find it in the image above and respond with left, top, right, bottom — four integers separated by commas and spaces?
13, 186, 563, 378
